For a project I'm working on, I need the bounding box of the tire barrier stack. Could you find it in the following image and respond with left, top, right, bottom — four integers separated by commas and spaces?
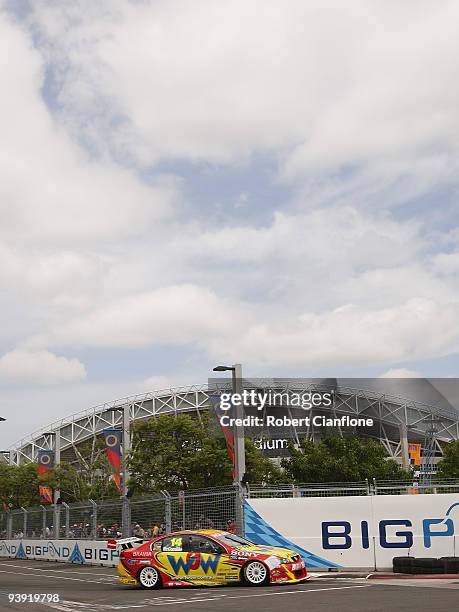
393, 556, 459, 575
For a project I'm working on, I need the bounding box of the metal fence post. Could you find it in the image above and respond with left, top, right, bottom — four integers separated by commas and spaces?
62, 502, 70, 539
21, 507, 27, 537
373, 478, 377, 495
235, 484, 245, 536
365, 478, 370, 495
122, 496, 131, 537
41, 505, 46, 537
7, 512, 12, 539
161, 491, 171, 533
53, 504, 60, 539
89, 499, 97, 540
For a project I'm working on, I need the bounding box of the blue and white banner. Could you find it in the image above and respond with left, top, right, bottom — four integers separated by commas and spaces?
0, 539, 119, 567
245, 494, 459, 569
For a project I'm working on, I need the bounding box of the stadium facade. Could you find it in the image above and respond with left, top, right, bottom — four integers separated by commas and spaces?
5, 378, 459, 470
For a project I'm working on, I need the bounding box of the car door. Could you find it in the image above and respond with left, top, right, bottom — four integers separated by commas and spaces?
154, 534, 190, 579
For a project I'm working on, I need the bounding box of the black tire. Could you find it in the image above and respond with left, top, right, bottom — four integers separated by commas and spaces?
393, 557, 413, 567
412, 558, 442, 569
415, 566, 443, 575
440, 557, 459, 574
243, 561, 270, 586
138, 566, 161, 589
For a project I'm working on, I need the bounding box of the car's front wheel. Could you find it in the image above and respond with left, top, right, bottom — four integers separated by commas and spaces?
138, 566, 161, 589
243, 561, 269, 586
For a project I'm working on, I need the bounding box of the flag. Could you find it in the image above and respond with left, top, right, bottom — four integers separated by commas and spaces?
408, 443, 421, 466
36, 450, 55, 476
39, 485, 53, 504
212, 398, 236, 480
103, 429, 123, 493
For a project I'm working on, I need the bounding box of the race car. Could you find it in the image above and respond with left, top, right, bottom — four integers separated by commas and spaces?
116, 529, 307, 588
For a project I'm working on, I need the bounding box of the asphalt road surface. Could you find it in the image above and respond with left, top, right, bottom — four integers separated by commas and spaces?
0, 559, 458, 612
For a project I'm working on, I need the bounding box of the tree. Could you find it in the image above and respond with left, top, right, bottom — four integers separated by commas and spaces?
0, 463, 40, 508
42, 439, 120, 503
437, 440, 459, 479
129, 413, 232, 492
244, 441, 289, 485
128, 414, 287, 493
281, 436, 412, 483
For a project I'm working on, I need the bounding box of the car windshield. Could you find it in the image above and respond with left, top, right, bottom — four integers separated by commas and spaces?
214, 532, 255, 547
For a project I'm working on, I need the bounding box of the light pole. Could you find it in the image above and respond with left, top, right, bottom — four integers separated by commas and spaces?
107, 405, 131, 536
0, 418, 7, 462
43, 431, 61, 538
212, 364, 246, 485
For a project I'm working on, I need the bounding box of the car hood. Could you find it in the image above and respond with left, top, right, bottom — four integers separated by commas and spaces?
233, 544, 298, 560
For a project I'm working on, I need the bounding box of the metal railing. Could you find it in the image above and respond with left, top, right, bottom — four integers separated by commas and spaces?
246, 478, 459, 498
1, 485, 243, 541
1, 479, 458, 540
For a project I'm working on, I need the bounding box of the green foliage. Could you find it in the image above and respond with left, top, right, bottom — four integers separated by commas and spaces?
0, 463, 40, 508
0, 439, 119, 508
42, 439, 120, 503
128, 414, 287, 493
244, 440, 289, 485
129, 413, 232, 492
437, 440, 459, 479
281, 436, 412, 483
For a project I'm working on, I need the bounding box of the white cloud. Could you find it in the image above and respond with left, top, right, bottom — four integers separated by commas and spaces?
379, 368, 422, 378
28, 0, 459, 183
209, 299, 459, 369
0, 10, 177, 244
141, 375, 174, 391
29, 284, 250, 350
1, 2, 459, 448
0, 349, 86, 385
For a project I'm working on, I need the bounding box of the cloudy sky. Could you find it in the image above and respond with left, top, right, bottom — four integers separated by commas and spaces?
1, 0, 458, 447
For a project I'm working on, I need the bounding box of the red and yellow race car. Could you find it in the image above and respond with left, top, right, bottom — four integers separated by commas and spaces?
116, 529, 307, 588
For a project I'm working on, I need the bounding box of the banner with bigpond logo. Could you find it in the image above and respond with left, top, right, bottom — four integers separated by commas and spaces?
0, 539, 120, 567
245, 493, 459, 569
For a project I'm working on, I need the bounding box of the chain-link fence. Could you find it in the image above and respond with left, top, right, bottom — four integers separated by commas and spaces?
1, 479, 458, 540
0, 485, 243, 540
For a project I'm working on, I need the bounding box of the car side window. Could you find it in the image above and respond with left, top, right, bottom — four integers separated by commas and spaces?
188, 536, 224, 554
160, 535, 189, 552
150, 538, 164, 552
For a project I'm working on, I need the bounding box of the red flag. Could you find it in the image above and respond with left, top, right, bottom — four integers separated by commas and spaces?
216, 412, 235, 481
39, 485, 53, 504
103, 429, 122, 493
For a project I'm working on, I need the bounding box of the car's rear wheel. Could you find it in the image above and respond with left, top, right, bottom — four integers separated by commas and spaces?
138, 566, 161, 589
243, 561, 269, 586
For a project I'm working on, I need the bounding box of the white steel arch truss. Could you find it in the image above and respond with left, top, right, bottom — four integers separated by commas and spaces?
7, 382, 459, 465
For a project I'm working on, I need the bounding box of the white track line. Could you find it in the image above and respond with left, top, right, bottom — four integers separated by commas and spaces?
0, 568, 112, 584
0, 562, 116, 577
144, 584, 370, 606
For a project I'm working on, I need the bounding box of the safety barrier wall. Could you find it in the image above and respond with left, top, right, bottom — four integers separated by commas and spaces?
0, 539, 119, 567
1, 492, 458, 570
245, 493, 459, 569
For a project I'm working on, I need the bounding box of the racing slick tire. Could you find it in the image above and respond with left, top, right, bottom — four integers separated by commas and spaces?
243, 561, 270, 586
138, 566, 161, 589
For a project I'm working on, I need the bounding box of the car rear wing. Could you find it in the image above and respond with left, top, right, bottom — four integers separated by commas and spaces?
107, 537, 144, 551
